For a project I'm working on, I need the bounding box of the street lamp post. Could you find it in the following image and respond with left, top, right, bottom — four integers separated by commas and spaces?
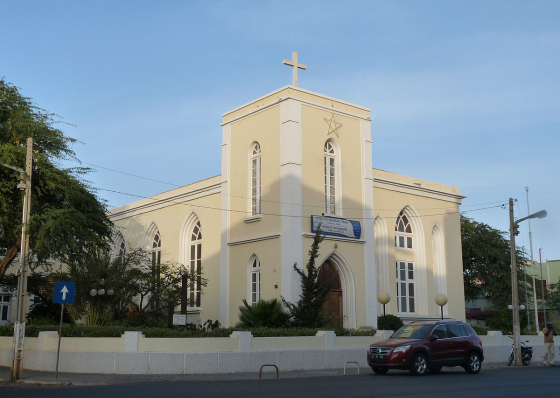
435, 294, 448, 320
377, 291, 390, 317
90, 285, 114, 323
526, 187, 539, 332
509, 198, 547, 366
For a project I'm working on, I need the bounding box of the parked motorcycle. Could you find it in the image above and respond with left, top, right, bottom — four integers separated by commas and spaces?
507, 336, 533, 366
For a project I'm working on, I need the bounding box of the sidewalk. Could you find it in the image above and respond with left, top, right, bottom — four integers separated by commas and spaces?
0, 362, 537, 387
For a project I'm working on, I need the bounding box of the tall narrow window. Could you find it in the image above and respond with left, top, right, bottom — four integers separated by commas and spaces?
250, 142, 261, 216
324, 141, 336, 215
119, 240, 126, 257
189, 221, 202, 307
250, 256, 261, 305
396, 261, 415, 313
395, 211, 413, 249
151, 230, 161, 309
152, 231, 161, 267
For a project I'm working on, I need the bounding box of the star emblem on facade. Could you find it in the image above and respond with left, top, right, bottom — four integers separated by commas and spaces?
324, 114, 342, 137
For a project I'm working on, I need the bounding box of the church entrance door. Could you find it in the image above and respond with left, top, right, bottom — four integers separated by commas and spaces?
319, 260, 343, 329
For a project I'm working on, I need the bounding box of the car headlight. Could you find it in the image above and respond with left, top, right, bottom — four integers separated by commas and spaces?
393, 345, 411, 354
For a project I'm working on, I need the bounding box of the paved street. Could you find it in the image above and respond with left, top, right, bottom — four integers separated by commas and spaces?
1, 366, 560, 398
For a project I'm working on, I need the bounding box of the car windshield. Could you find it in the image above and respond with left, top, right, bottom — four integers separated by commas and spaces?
391, 325, 432, 339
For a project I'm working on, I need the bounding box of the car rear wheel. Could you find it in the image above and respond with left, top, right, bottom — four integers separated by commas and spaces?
430, 365, 442, 374
410, 353, 429, 376
371, 367, 389, 375
465, 352, 481, 374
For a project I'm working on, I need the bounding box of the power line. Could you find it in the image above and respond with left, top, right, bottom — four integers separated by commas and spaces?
80, 161, 182, 187
79, 159, 508, 212
97, 186, 506, 221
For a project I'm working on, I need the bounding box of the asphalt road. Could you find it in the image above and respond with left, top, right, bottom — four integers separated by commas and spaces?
2, 367, 559, 398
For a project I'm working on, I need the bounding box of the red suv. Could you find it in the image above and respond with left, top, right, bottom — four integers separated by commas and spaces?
367, 320, 484, 376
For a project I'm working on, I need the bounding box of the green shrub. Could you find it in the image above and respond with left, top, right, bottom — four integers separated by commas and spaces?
0, 325, 14, 336
0, 325, 377, 338
484, 309, 527, 334
377, 315, 404, 331
237, 299, 291, 328
471, 326, 489, 335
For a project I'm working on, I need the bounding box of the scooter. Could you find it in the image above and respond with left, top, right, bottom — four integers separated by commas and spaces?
507, 336, 533, 366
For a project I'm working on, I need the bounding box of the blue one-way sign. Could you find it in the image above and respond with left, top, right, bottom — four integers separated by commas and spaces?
53, 282, 76, 304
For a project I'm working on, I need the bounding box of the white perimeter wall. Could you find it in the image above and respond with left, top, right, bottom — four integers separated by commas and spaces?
0, 331, 551, 375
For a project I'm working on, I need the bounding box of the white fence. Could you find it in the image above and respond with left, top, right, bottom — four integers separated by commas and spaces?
0, 330, 551, 375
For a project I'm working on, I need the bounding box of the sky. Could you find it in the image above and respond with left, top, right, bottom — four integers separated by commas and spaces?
1, 1, 559, 260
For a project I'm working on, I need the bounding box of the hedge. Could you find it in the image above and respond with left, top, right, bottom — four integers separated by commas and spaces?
0, 325, 377, 338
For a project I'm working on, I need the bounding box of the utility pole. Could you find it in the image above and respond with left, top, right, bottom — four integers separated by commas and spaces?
522, 247, 530, 330
509, 198, 522, 366
526, 187, 539, 332
10, 137, 33, 381
509, 198, 547, 366
540, 248, 546, 325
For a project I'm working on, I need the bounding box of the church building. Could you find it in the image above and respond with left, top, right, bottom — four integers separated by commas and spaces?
108, 54, 467, 329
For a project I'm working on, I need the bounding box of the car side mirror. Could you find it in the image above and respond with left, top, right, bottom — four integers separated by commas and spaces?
430, 335, 438, 343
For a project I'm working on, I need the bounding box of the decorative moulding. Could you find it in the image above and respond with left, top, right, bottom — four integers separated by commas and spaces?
222, 85, 369, 119
244, 215, 262, 224
372, 177, 466, 204
228, 233, 281, 246
108, 182, 221, 221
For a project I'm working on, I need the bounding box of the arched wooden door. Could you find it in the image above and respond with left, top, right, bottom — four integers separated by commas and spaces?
319, 260, 343, 328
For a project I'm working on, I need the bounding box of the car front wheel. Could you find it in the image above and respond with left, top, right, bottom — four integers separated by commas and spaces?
465, 352, 482, 374
371, 367, 389, 375
410, 353, 429, 376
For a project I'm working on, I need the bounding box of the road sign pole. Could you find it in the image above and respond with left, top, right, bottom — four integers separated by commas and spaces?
55, 303, 64, 379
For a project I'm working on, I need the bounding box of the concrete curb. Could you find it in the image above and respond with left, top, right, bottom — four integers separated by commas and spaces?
2, 362, 553, 387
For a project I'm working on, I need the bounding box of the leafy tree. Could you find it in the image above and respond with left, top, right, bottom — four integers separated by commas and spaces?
461, 215, 527, 310
0, 272, 73, 324
0, 79, 113, 280
283, 227, 333, 328
66, 247, 205, 325
545, 279, 560, 311
0, 247, 206, 326
237, 298, 290, 328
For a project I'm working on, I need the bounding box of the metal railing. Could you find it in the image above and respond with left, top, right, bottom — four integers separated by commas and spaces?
344, 361, 360, 374
259, 364, 279, 378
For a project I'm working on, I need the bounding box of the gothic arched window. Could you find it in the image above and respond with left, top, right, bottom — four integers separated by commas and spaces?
395, 211, 413, 249
324, 141, 336, 215
151, 230, 162, 309
152, 230, 161, 268
250, 255, 261, 305
119, 240, 126, 257
189, 221, 202, 307
250, 142, 262, 216
395, 210, 414, 313
113, 232, 126, 259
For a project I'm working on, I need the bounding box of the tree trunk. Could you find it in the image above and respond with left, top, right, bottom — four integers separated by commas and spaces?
0, 237, 21, 282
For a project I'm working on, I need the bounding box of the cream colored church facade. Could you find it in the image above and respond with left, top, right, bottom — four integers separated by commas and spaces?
108, 85, 467, 329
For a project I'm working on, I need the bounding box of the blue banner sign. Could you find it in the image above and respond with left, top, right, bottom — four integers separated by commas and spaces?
311, 216, 361, 239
